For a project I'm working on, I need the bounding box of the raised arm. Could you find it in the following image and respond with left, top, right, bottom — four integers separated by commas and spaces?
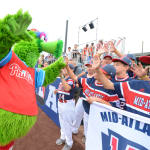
65, 58, 78, 82
93, 62, 115, 90
60, 70, 72, 92
109, 41, 123, 58
130, 62, 150, 81
78, 71, 86, 78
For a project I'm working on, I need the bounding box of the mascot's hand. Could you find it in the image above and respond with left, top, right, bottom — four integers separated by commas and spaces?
8, 9, 32, 41
56, 56, 66, 69
0, 9, 32, 43
42, 56, 66, 86
0, 9, 32, 60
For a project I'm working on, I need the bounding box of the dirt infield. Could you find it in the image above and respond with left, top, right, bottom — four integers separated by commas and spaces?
13, 108, 85, 150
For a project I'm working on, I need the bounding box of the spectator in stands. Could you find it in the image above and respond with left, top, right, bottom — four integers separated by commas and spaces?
77, 48, 83, 63
96, 40, 103, 53
44, 54, 51, 65
94, 40, 121, 66
67, 47, 72, 60
72, 44, 79, 61
40, 54, 45, 67
45, 54, 50, 63
82, 44, 89, 63
89, 43, 95, 60
43, 61, 49, 68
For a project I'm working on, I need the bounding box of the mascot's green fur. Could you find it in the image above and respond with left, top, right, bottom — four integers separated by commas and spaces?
0, 9, 66, 147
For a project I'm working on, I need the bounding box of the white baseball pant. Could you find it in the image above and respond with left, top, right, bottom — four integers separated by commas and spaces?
58, 99, 75, 147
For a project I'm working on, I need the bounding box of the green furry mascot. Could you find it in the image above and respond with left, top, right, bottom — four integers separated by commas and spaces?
0, 10, 66, 150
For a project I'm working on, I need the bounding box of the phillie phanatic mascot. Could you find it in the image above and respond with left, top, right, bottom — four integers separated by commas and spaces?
0, 10, 66, 150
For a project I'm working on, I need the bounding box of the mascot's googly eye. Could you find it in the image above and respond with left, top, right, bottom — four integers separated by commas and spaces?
40, 35, 45, 41
40, 32, 47, 42
30, 29, 47, 42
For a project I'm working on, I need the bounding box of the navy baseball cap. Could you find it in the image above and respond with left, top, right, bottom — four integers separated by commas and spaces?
127, 54, 136, 61
103, 53, 113, 59
112, 56, 132, 66
85, 60, 93, 67
69, 64, 75, 70
139, 56, 150, 64
101, 64, 116, 77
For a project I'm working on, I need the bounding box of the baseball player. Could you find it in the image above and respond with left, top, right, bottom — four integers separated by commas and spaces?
126, 54, 138, 79
65, 62, 119, 142
111, 56, 133, 82
55, 66, 75, 150
92, 56, 150, 118
72, 60, 94, 143
110, 56, 134, 109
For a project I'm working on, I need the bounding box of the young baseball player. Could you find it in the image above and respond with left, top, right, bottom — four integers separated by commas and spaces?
110, 56, 134, 109
92, 56, 150, 118
65, 61, 119, 142
72, 60, 94, 143
111, 56, 133, 82
55, 66, 75, 150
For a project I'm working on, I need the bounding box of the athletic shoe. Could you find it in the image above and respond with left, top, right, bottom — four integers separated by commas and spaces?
61, 144, 72, 150
56, 138, 66, 145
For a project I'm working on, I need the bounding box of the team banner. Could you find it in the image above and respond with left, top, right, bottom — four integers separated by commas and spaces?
86, 102, 150, 150
36, 78, 61, 127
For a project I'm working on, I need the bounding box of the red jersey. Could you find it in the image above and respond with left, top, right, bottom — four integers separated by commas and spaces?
0, 51, 38, 116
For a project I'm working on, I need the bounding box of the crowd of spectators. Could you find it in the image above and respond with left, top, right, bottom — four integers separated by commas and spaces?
38, 53, 56, 68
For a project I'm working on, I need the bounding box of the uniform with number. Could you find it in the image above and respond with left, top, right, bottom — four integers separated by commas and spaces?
111, 75, 133, 110
114, 80, 150, 118
57, 77, 75, 147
